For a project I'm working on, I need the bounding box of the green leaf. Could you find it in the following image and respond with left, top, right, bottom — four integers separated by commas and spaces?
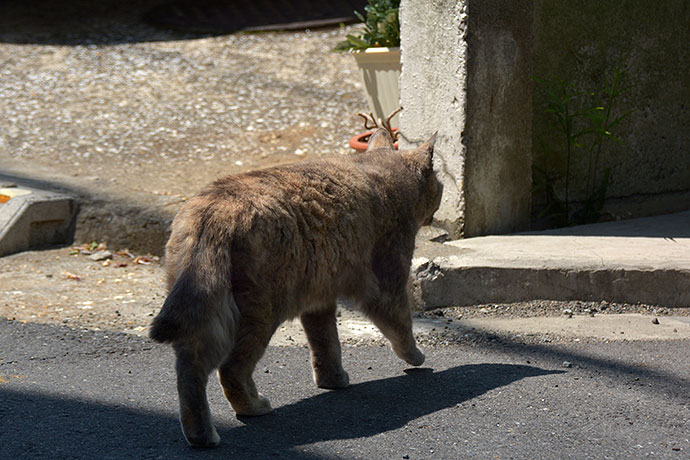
335, 0, 400, 51
345, 34, 370, 48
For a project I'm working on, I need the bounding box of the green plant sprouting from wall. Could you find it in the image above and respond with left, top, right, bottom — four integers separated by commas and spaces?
533, 67, 634, 227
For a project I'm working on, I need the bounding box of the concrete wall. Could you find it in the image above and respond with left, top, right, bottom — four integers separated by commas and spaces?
399, 0, 469, 237
400, 0, 690, 236
532, 0, 690, 218
463, 1, 533, 236
400, 0, 533, 237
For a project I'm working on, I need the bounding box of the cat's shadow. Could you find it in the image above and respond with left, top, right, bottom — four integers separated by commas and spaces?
219, 363, 561, 451
0, 360, 560, 460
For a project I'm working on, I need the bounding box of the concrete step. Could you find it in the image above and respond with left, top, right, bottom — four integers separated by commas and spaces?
412, 211, 690, 309
0, 185, 77, 257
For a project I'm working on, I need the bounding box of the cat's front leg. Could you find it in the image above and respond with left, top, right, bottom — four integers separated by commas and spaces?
363, 293, 425, 367
300, 304, 350, 389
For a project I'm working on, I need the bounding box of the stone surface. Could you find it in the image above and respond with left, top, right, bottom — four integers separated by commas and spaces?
462, 0, 533, 237
412, 211, 690, 309
400, 0, 533, 237
0, 187, 77, 257
87, 250, 113, 261
532, 0, 690, 207
400, 0, 690, 236
399, 0, 468, 237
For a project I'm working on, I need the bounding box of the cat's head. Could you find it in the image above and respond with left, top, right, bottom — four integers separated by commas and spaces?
366, 129, 443, 226
404, 133, 443, 226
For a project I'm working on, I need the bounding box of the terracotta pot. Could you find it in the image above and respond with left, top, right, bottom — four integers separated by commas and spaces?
349, 129, 399, 152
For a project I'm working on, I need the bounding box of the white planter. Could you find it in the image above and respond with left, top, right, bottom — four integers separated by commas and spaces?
352, 47, 401, 128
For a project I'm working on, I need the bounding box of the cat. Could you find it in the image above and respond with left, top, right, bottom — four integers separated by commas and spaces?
150, 128, 442, 447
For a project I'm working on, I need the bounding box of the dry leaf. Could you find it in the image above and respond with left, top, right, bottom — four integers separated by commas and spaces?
62, 271, 81, 281
116, 249, 134, 259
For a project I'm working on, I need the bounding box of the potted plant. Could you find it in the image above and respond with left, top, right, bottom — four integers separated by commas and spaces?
334, 0, 401, 131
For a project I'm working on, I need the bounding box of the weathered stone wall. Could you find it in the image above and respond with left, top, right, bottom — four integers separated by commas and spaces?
401, 0, 690, 236
463, 0, 533, 236
400, 0, 533, 237
532, 0, 690, 217
399, 0, 469, 237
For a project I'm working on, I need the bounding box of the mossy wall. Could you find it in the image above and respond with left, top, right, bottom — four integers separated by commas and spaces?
532, 0, 690, 215
401, 0, 689, 235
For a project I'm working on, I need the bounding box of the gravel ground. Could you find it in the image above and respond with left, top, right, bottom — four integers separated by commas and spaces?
2, 245, 687, 348
1, 0, 368, 201
414, 302, 690, 348
420, 300, 689, 320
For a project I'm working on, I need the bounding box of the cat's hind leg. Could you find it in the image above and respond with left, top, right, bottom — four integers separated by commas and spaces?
363, 292, 425, 367
172, 293, 237, 447
218, 313, 275, 416
300, 303, 350, 389
174, 344, 222, 447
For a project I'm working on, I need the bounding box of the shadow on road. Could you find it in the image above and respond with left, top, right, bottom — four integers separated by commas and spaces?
0, 363, 558, 459
455, 326, 690, 404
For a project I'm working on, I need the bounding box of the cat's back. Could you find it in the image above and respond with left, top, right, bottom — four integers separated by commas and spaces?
192, 154, 398, 225
170, 155, 401, 255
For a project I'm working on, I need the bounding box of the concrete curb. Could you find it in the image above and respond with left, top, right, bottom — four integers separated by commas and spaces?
412, 258, 690, 308
0, 186, 77, 257
412, 213, 690, 309
73, 198, 173, 256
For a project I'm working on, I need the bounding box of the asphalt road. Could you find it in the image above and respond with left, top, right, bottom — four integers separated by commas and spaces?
1, 319, 688, 459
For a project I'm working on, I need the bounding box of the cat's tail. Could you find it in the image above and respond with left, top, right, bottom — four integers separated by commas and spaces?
149, 249, 238, 351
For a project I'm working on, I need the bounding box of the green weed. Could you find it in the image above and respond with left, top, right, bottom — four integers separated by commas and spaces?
533, 67, 634, 227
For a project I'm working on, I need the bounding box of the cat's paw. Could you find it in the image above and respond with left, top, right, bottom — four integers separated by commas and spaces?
396, 346, 425, 367
315, 369, 350, 389
233, 394, 272, 417
183, 425, 221, 448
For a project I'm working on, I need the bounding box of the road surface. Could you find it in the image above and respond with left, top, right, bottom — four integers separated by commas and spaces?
0, 320, 688, 459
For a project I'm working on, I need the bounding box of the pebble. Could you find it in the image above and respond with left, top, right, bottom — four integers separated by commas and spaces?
563, 361, 572, 368
651, 318, 659, 324
88, 250, 113, 261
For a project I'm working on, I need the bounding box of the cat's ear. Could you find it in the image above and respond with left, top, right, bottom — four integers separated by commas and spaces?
405, 132, 437, 174
366, 128, 395, 152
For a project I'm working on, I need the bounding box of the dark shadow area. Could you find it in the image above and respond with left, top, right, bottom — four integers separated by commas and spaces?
442, 322, 690, 403
0, 169, 174, 255
0, 0, 197, 45
0, 0, 366, 45
144, 0, 367, 35
520, 210, 690, 239
0, 171, 88, 198
227, 364, 558, 449
0, 363, 558, 459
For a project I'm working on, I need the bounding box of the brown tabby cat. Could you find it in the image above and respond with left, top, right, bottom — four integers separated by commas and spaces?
150, 128, 441, 447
